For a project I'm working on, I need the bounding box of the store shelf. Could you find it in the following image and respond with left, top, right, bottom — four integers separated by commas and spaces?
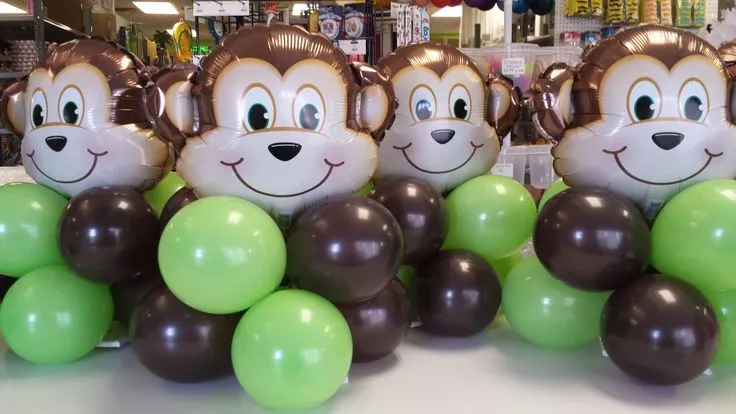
0, 14, 86, 43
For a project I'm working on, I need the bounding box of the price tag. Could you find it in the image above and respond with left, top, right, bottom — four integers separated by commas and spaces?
338, 39, 367, 55
501, 57, 526, 76
193, 1, 249, 17
491, 163, 515, 178
390, 2, 401, 18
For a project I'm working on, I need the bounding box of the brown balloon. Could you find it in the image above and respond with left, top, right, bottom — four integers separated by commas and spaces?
415, 250, 501, 337
59, 186, 161, 284
534, 186, 651, 291
148, 68, 196, 154
160, 186, 198, 229
336, 278, 412, 363
130, 289, 241, 383
369, 177, 447, 266
601, 275, 719, 386
0, 274, 15, 300
286, 195, 403, 303
110, 271, 165, 327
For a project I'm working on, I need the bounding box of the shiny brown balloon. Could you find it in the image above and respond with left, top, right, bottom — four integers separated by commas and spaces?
160, 187, 197, 229
601, 275, 719, 386
110, 271, 165, 326
286, 195, 403, 303
534, 186, 651, 291
415, 250, 501, 337
131, 289, 240, 383
0, 274, 15, 300
369, 177, 448, 266
336, 279, 412, 363
59, 186, 161, 284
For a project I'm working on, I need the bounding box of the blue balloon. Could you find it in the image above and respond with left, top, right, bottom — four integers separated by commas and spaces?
497, 0, 528, 13
531, 0, 553, 14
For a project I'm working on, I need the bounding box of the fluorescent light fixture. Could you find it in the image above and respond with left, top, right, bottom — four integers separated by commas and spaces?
0, 1, 26, 13
292, 3, 309, 16
167, 28, 197, 37
133, 1, 179, 15
431, 5, 462, 17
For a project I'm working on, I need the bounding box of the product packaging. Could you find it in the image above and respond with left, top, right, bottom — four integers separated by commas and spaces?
343, 3, 369, 39
421, 7, 431, 42
318, 5, 343, 43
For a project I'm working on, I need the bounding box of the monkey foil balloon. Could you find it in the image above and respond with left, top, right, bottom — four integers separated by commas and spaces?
0, 38, 174, 197
532, 25, 736, 218
151, 24, 394, 221
375, 43, 521, 193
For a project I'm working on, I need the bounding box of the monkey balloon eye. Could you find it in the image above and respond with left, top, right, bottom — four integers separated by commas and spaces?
293, 86, 325, 131
59, 86, 84, 125
679, 79, 708, 122
242, 85, 275, 132
30, 89, 47, 128
410, 85, 435, 122
627, 79, 661, 122
449, 85, 471, 120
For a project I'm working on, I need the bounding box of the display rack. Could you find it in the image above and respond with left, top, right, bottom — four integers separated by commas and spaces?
552, 0, 720, 45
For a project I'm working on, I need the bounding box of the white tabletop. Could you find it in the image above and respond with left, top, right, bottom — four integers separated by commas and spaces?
2, 318, 735, 414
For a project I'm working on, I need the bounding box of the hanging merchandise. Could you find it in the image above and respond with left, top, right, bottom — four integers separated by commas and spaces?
531, 25, 736, 219
207, 19, 224, 44
318, 5, 344, 44
638, 0, 673, 24
128, 23, 140, 57
172, 19, 193, 63
564, 0, 603, 16
150, 24, 396, 224
674, 0, 706, 27
396, 5, 430, 47
375, 43, 521, 193
603, 0, 639, 24
342, 3, 371, 62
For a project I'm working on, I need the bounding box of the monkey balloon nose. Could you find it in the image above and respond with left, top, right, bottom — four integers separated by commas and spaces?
268, 142, 302, 162
431, 129, 455, 144
45, 136, 68, 152
651, 132, 684, 150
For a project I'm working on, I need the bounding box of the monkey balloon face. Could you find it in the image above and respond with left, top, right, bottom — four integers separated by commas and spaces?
377, 65, 498, 192
177, 59, 379, 216
17, 64, 172, 197
533, 26, 736, 217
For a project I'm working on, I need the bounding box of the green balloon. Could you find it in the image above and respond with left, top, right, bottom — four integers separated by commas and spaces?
503, 257, 609, 349
143, 172, 185, 216
397, 265, 415, 290
538, 178, 569, 212
652, 180, 736, 291
443, 175, 536, 261
489, 251, 524, 285
702, 288, 736, 364
158, 196, 286, 314
232, 289, 352, 410
356, 180, 374, 196
0, 183, 67, 277
0, 265, 113, 364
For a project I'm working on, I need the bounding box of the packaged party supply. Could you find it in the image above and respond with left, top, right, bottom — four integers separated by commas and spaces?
693, 0, 706, 27
421, 8, 430, 42
412, 6, 422, 44
486, 43, 539, 95
626, 0, 640, 22
590, 0, 604, 16
318, 5, 343, 42
677, 0, 706, 27
581, 31, 602, 49
343, 4, 368, 39
640, 0, 673, 25
559, 31, 581, 47
564, 0, 590, 16
604, 0, 639, 23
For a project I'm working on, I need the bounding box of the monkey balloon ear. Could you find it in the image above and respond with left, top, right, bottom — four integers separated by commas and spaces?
0, 79, 27, 137
530, 62, 576, 142
147, 68, 196, 153
716, 42, 736, 122
350, 62, 397, 141
486, 74, 521, 138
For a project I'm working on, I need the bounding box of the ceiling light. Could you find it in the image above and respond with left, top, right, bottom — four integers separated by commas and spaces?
0, 1, 26, 13
292, 3, 309, 16
167, 28, 197, 37
133, 1, 179, 15
431, 5, 462, 17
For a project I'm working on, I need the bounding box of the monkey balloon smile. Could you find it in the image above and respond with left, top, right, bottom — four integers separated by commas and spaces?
603, 145, 724, 185
392, 140, 485, 174
26, 147, 108, 184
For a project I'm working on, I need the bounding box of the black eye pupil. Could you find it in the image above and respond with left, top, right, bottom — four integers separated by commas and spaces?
415, 99, 433, 121
684, 96, 704, 121
247, 104, 270, 131
63, 101, 79, 124
32, 104, 44, 127
299, 104, 320, 130
453, 99, 468, 119
634, 96, 655, 121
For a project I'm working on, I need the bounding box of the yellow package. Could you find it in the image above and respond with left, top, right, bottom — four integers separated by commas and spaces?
626, 0, 640, 23
604, 0, 625, 23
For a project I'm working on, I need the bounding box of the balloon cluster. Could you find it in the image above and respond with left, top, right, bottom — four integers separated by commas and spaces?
494, 0, 554, 14
514, 25, 736, 386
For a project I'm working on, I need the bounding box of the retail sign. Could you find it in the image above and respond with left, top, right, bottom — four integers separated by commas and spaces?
501, 58, 526, 76
193, 1, 249, 17
338, 39, 367, 55
490, 163, 514, 178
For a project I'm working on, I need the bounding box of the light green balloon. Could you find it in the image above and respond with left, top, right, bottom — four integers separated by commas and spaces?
503, 256, 610, 349
143, 171, 185, 216
652, 180, 736, 291
443, 175, 536, 261
232, 289, 352, 411
356, 180, 374, 196
158, 196, 286, 314
397, 265, 415, 290
701, 288, 736, 364
0, 183, 67, 277
0, 265, 113, 364
489, 251, 524, 285
538, 178, 569, 212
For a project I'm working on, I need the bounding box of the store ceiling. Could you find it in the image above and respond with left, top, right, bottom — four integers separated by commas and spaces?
115, 0, 198, 38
